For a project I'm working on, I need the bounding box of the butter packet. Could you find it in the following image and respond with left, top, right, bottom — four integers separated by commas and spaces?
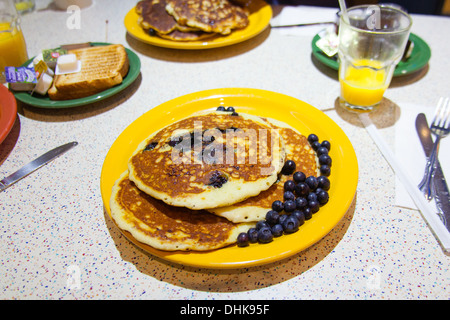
316, 26, 339, 57
5, 66, 38, 91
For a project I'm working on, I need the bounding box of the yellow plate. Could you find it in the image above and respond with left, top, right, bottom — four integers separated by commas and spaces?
123, 0, 272, 49
100, 88, 358, 269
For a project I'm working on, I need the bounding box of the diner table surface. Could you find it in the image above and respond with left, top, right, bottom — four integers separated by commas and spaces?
1, 0, 449, 300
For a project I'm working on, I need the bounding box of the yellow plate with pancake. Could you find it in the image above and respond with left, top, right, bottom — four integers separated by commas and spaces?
100, 88, 358, 269
124, 0, 272, 49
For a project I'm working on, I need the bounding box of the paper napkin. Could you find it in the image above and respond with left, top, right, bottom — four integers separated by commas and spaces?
270, 5, 339, 37
395, 102, 450, 209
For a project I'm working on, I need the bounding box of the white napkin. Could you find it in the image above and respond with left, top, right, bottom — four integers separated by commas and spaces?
395, 102, 450, 209
270, 5, 338, 37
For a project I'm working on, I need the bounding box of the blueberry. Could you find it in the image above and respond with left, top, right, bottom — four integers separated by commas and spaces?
307, 134, 319, 144
256, 220, 270, 230
257, 227, 273, 243
307, 192, 317, 202
237, 232, 249, 247
216, 106, 226, 111
279, 214, 288, 225
291, 210, 305, 226
144, 141, 158, 151
284, 200, 296, 212
247, 228, 258, 243
168, 136, 182, 147
272, 200, 284, 212
317, 176, 330, 190
271, 224, 284, 237
148, 28, 157, 36
303, 207, 312, 220
295, 182, 310, 197
281, 160, 296, 175
265, 210, 280, 226
284, 191, 295, 201
293, 171, 306, 183
320, 165, 331, 176
317, 190, 329, 205
319, 154, 332, 166
231, 111, 239, 116
282, 216, 300, 234
284, 180, 295, 192
321, 140, 331, 151
317, 146, 329, 156
226, 106, 235, 112
311, 141, 321, 151
309, 200, 320, 213
295, 197, 307, 209
305, 176, 318, 190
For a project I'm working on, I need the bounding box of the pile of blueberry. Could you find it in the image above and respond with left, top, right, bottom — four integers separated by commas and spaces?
236, 133, 332, 247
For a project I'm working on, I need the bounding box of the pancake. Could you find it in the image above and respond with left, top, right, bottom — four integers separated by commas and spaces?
209, 117, 319, 223
165, 0, 249, 35
110, 171, 254, 251
128, 111, 286, 210
136, 0, 178, 34
158, 29, 215, 41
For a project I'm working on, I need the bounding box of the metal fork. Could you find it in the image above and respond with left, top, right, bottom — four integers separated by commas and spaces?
418, 97, 450, 200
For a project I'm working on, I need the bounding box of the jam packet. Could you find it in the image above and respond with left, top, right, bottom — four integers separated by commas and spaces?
42, 48, 68, 69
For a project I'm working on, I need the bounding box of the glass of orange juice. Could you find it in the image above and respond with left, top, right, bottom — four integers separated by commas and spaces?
338, 5, 412, 112
0, 0, 28, 82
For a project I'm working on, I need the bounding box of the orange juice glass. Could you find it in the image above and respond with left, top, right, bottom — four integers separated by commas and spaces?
0, 0, 28, 80
338, 5, 412, 112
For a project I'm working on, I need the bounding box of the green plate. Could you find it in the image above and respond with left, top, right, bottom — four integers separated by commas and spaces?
311, 33, 431, 77
12, 42, 141, 108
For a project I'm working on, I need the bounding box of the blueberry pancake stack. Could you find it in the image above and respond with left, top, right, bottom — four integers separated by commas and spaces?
109, 106, 334, 251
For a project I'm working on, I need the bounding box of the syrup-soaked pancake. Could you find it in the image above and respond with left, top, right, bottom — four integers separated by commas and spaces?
128, 111, 286, 210
209, 117, 318, 223
110, 171, 254, 251
165, 0, 249, 35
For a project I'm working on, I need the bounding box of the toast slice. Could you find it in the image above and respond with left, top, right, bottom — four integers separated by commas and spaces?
48, 44, 129, 100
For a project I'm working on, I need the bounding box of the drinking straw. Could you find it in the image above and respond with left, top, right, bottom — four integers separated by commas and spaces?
338, 0, 349, 23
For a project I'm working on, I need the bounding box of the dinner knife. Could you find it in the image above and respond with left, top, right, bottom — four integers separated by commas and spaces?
270, 21, 335, 28
0, 141, 78, 192
415, 113, 450, 228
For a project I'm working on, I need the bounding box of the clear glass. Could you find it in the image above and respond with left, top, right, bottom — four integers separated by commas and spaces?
12, 0, 35, 14
0, 0, 28, 77
338, 5, 412, 112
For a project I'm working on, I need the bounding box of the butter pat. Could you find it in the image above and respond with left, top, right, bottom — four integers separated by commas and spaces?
34, 73, 53, 95
55, 54, 81, 75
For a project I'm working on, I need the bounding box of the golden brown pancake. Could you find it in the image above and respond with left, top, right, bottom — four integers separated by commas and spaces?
110, 171, 253, 251
165, 0, 249, 35
209, 117, 318, 223
136, 0, 178, 34
158, 29, 215, 41
128, 111, 286, 210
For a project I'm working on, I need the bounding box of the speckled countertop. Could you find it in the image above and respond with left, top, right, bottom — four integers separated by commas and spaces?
1, 0, 449, 300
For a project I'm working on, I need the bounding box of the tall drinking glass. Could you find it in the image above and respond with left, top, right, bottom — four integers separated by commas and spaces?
0, 0, 28, 79
338, 5, 412, 112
